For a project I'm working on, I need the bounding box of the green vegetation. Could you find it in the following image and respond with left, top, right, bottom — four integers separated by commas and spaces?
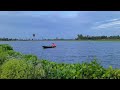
2, 33, 120, 41
1, 59, 45, 79
76, 34, 120, 40
2, 34, 120, 41
0, 44, 120, 79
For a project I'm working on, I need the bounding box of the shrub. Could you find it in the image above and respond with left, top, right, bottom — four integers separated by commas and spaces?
0, 51, 9, 65
7, 50, 23, 59
23, 54, 39, 66
33, 63, 45, 79
0, 44, 13, 51
40, 60, 107, 79
79, 60, 106, 79
0, 59, 45, 79
0, 44, 14, 65
101, 66, 120, 79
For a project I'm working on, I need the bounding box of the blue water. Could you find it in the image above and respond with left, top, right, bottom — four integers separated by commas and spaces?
0, 41, 120, 68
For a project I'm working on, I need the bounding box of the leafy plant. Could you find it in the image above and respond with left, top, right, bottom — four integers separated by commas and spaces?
0, 59, 45, 79
0, 44, 13, 51
0, 51, 9, 65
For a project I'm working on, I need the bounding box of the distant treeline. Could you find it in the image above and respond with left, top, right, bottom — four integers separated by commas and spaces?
0, 38, 18, 41
76, 34, 120, 40
2, 34, 120, 41
0, 37, 74, 41
0, 38, 40, 41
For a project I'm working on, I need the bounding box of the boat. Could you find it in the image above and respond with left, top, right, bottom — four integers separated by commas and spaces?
42, 46, 56, 49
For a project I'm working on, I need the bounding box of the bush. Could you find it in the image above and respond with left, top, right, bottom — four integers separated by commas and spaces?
0, 44, 14, 65
79, 60, 106, 79
0, 44, 13, 51
41, 60, 81, 79
23, 54, 39, 66
0, 51, 9, 65
0, 59, 45, 79
7, 50, 23, 59
40, 60, 107, 79
33, 63, 45, 79
101, 66, 120, 79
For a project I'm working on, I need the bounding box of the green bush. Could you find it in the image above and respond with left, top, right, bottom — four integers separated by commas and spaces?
0, 44, 14, 65
23, 54, 39, 66
33, 63, 45, 79
78, 60, 106, 79
0, 51, 9, 65
40, 60, 107, 79
101, 66, 120, 79
7, 50, 22, 56
112, 69, 120, 79
41, 60, 81, 79
7, 50, 23, 59
0, 59, 45, 79
0, 44, 13, 51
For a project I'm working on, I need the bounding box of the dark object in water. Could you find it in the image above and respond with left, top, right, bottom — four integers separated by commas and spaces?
42, 46, 56, 49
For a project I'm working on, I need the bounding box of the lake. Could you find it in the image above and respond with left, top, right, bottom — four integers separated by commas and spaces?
0, 41, 120, 68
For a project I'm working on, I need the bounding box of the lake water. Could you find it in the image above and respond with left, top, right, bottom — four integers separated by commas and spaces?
0, 41, 120, 68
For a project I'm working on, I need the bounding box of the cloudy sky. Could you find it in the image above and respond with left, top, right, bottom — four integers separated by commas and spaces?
1, 11, 120, 39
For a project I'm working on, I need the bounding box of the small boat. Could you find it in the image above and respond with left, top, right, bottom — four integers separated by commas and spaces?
42, 46, 56, 49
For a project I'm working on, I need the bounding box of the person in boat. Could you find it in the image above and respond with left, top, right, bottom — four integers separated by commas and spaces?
51, 43, 56, 47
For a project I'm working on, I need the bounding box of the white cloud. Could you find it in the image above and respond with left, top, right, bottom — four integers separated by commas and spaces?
95, 18, 120, 24
93, 18, 120, 29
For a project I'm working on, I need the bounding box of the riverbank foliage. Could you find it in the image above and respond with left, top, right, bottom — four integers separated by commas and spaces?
0, 44, 120, 79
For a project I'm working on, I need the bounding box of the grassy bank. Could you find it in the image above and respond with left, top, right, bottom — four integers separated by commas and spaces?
0, 44, 120, 79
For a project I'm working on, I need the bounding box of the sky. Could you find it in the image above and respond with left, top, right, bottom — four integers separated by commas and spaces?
1, 11, 120, 39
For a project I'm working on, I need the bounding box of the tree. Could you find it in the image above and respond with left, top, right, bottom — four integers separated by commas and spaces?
32, 34, 35, 40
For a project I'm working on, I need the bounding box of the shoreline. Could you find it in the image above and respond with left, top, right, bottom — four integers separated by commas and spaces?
1, 39, 120, 41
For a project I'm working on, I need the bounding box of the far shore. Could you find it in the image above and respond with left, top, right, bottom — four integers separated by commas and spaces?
1, 39, 120, 41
